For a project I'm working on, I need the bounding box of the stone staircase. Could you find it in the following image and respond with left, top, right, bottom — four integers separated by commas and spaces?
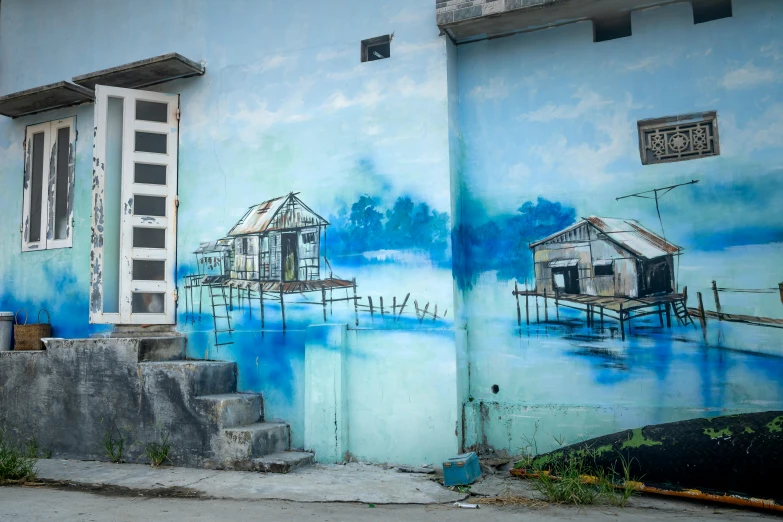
131, 338, 313, 473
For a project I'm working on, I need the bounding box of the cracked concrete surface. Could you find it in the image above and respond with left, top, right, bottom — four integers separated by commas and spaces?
34, 459, 467, 504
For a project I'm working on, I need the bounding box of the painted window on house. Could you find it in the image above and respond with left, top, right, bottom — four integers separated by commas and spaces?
22, 117, 76, 252
594, 261, 614, 277
637, 111, 719, 165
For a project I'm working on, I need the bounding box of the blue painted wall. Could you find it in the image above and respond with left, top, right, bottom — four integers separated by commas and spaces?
0, 0, 456, 457
455, 0, 783, 453
1, 0, 782, 464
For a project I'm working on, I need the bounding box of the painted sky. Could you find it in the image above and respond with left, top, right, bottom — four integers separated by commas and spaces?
457, 0, 783, 253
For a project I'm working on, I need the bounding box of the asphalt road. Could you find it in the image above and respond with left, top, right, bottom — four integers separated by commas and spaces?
1, 486, 780, 521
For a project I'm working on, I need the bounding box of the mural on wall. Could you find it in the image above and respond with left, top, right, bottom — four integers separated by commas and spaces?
182, 192, 450, 345
456, 0, 783, 454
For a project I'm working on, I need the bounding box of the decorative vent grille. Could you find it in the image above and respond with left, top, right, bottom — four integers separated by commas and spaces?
637, 111, 719, 165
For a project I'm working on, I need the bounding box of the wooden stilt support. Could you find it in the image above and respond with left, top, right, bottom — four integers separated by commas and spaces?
260, 289, 265, 329
433, 304, 438, 322
280, 287, 286, 331
353, 278, 359, 327
544, 289, 548, 322
536, 295, 540, 323
658, 303, 664, 326
697, 291, 707, 340
380, 296, 384, 318
600, 306, 604, 328
712, 280, 722, 320
515, 281, 521, 327
322, 287, 327, 322
393, 296, 397, 321
555, 291, 560, 321
665, 302, 671, 328
619, 303, 625, 341
368, 296, 374, 321
229, 285, 233, 311
525, 281, 530, 326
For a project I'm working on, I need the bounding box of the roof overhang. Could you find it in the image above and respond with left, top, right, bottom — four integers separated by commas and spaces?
0, 81, 94, 118
73, 53, 205, 90
549, 258, 580, 268
437, 0, 683, 44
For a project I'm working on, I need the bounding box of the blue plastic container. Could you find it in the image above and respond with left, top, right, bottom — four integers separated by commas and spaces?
442, 452, 481, 486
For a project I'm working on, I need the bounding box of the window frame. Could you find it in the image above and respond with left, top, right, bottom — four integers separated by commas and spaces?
22, 116, 76, 252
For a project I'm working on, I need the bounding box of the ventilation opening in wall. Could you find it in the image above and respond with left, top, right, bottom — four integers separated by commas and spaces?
361, 34, 392, 63
693, 0, 732, 24
593, 13, 632, 43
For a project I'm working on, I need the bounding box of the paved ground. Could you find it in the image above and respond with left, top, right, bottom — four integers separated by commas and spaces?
3, 459, 777, 521
34, 459, 464, 503
1, 487, 779, 522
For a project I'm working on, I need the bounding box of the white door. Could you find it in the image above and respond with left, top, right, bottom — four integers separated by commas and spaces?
90, 85, 179, 325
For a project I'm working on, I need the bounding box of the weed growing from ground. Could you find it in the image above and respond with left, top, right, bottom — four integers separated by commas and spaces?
144, 431, 171, 467
102, 429, 126, 463
0, 429, 37, 483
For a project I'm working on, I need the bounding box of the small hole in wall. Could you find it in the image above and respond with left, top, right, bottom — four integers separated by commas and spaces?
693, 0, 732, 24
491, 384, 500, 394
361, 34, 392, 63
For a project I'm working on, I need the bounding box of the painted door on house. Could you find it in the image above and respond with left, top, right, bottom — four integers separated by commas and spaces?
90, 85, 179, 325
282, 233, 297, 282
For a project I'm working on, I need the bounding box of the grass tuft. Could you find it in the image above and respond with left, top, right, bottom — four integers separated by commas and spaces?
0, 428, 37, 483
144, 431, 171, 467
102, 429, 126, 464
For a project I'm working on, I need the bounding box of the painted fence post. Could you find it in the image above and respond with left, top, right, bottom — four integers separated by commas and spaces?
514, 281, 521, 327
697, 291, 707, 340
712, 280, 722, 320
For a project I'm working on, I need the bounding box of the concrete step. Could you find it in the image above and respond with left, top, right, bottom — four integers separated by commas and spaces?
249, 451, 315, 473
222, 422, 289, 461
139, 360, 237, 397
138, 336, 185, 362
195, 393, 263, 428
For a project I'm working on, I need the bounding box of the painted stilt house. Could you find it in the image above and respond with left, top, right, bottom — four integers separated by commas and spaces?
530, 216, 681, 298
228, 193, 328, 283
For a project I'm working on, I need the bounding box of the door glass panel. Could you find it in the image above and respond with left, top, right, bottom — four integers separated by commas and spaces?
132, 260, 165, 281
103, 97, 124, 313
54, 126, 71, 240
135, 132, 167, 153
134, 195, 166, 216
135, 100, 168, 123
133, 227, 165, 248
29, 132, 46, 243
134, 163, 166, 185
131, 292, 165, 313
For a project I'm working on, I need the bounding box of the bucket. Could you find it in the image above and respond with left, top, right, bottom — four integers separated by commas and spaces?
0, 311, 13, 352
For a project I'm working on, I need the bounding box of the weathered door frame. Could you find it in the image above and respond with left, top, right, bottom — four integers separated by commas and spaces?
90, 85, 180, 325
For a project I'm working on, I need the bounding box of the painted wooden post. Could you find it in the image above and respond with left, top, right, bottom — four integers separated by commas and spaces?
352, 278, 359, 326
697, 291, 707, 340
229, 285, 233, 311
515, 281, 521, 327
665, 302, 671, 327
543, 289, 548, 322
322, 286, 327, 322
683, 285, 689, 305
712, 280, 722, 320
392, 296, 397, 318
619, 303, 625, 341
779, 282, 782, 306
260, 288, 265, 329
586, 304, 591, 327
658, 303, 664, 326
536, 295, 540, 323
600, 306, 604, 327
380, 296, 384, 317
368, 296, 374, 321
433, 303, 438, 322
525, 280, 530, 325
555, 290, 560, 321
280, 287, 286, 331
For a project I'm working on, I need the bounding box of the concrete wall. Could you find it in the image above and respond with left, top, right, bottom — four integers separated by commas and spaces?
0, 0, 458, 464
0, 337, 233, 466
455, 0, 783, 455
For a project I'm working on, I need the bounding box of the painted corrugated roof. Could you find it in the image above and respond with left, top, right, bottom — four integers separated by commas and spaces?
586, 216, 680, 258
530, 216, 680, 259
226, 193, 328, 236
